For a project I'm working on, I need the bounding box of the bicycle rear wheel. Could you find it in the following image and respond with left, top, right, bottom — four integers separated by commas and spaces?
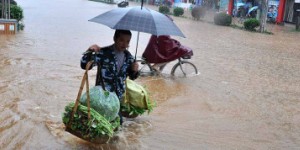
171, 61, 198, 77
136, 59, 154, 76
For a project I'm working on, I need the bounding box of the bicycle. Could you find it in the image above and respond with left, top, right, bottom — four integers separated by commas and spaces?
136, 55, 198, 78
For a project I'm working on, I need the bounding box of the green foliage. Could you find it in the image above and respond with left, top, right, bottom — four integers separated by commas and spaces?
214, 12, 232, 26
120, 96, 156, 116
0, 4, 23, 21
121, 103, 146, 116
17, 22, 25, 31
173, 7, 184, 17
159, 5, 170, 14
10, 5, 23, 21
244, 18, 260, 31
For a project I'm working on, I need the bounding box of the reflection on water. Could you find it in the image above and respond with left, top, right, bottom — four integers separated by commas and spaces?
1, 0, 300, 149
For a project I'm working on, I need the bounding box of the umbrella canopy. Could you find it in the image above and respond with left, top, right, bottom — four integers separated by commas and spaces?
236, 2, 245, 7
89, 6, 185, 38
247, 6, 258, 14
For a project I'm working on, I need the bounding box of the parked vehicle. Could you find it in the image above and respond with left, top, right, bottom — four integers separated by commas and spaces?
117, 1, 128, 7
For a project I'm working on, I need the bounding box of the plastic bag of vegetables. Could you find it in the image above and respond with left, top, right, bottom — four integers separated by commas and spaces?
80, 86, 120, 122
121, 79, 156, 118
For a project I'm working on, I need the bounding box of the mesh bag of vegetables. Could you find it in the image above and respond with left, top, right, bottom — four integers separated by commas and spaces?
80, 86, 120, 122
62, 102, 120, 144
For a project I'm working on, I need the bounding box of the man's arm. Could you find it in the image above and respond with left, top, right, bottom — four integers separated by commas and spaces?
126, 52, 139, 80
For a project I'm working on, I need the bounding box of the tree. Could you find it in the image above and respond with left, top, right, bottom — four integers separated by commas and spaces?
10, 4, 23, 21
259, 0, 268, 32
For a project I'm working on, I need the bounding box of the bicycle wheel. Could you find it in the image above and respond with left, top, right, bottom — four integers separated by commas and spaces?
135, 59, 154, 76
171, 61, 198, 77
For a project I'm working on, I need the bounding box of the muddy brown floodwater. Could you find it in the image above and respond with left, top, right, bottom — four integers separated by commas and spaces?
1, 0, 300, 149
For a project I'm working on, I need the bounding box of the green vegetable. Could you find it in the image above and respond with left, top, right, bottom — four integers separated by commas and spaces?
121, 99, 156, 116
62, 102, 120, 139
121, 102, 145, 116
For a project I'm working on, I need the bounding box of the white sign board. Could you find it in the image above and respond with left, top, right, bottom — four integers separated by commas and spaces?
0, 24, 4, 31
9, 25, 15, 31
295, 0, 300, 3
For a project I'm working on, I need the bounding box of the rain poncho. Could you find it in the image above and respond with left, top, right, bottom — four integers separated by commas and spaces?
142, 35, 193, 63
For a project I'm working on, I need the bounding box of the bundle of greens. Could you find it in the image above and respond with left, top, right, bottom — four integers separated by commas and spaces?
62, 102, 120, 141
120, 98, 156, 118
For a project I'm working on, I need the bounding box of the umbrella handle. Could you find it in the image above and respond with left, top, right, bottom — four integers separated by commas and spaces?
134, 32, 140, 61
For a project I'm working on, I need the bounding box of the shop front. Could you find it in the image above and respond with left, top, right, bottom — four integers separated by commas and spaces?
224, 0, 300, 24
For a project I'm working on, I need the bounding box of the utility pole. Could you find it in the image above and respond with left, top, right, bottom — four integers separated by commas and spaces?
1, 0, 5, 18
8, 0, 10, 19
5, 0, 7, 19
1, 0, 11, 19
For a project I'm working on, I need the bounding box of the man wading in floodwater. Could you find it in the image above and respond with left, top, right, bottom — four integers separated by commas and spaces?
80, 29, 139, 124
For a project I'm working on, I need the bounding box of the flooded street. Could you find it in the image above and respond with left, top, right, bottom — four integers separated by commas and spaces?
1, 0, 300, 149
